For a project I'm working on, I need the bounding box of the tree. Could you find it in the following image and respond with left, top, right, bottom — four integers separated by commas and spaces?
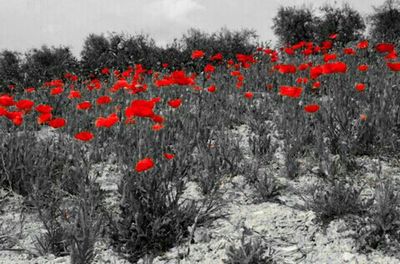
110, 33, 159, 70
0, 50, 22, 92
22, 46, 78, 86
80, 34, 111, 74
272, 5, 317, 45
315, 3, 366, 45
369, 0, 400, 42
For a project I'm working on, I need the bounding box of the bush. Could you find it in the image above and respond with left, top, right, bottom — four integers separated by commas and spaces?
0, 131, 78, 196
110, 157, 211, 263
308, 178, 372, 224
244, 163, 283, 202
369, 0, 400, 42
32, 186, 71, 257
70, 186, 104, 264
193, 130, 243, 195
223, 226, 276, 264
355, 179, 400, 252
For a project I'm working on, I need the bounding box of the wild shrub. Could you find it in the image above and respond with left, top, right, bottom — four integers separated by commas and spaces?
70, 185, 104, 264
244, 162, 283, 202
278, 100, 313, 179
223, 226, 276, 264
32, 186, 71, 257
248, 119, 277, 162
354, 179, 400, 252
308, 178, 372, 224
110, 156, 213, 263
193, 131, 243, 195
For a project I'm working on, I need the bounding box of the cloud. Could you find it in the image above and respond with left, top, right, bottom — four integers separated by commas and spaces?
148, 0, 205, 21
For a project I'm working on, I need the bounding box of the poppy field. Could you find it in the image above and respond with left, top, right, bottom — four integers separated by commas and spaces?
1, 36, 400, 263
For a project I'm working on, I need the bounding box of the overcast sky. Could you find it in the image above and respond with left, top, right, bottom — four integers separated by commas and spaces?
0, 0, 385, 57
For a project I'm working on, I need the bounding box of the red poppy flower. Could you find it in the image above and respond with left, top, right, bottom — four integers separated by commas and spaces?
304, 104, 320, 113
323, 53, 337, 62
77, 101, 92, 110
25, 87, 36, 93
343, 48, 356, 55
376, 43, 395, 53
101, 67, 110, 75
298, 63, 309, 71
312, 81, 321, 89
95, 113, 119, 128
279, 86, 303, 98
0, 95, 14, 107
16, 99, 34, 111
125, 99, 156, 118
236, 54, 256, 67
244, 92, 254, 99
38, 113, 53, 125
96, 96, 112, 105
68, 90, 81, 99
357, 40, 369, 49
50, 87, 64, 96
385, 51, 398, 60
110, 79, 129, 92
284, 47, 295, 55
171, 71, 196, 85
191, 50, 205, 60
358, 64, 369, 72
135, 158, 154, 172
296, 77, 308, 84
74, 131, 94, 141
322, 62, 347, 74
355, 83, 366, 92
48, 118, 66, 129
168, 98, 182, 109
35, 104, 53, 114
0, 106, 7, 116
152, 123, 164, 131
164, 153, 175, 160
151, 115, 164, 123
387, 62, 400, 72
210, 53, 223, 61
8, 111, 23, 126
207, 85, 216, 93
87, 79, 102, 90
277, 64, 297, 74
44, 79, 64, 88
321, 40, 333, 50
310, 66, 323, 79
204, 64, 215, 73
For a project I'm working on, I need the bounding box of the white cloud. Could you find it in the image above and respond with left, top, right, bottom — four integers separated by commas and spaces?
148, 0, 205, 21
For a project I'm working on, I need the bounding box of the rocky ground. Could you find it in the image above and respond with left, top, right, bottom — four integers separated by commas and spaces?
1, 125, 400, 263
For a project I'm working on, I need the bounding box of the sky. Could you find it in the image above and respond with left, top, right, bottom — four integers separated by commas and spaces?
0, 0, 386, 57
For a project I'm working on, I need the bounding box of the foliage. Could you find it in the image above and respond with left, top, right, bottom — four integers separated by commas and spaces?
369, 0, 400, 42
244, 163, 284, 203
354, 177, 400, 252
315, 3, 366, 44
21, 45, 78, 87
307, 175, 372, 224
272, 5, 317, 45
0, 50, 22, 92
223, 227, 276, 264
